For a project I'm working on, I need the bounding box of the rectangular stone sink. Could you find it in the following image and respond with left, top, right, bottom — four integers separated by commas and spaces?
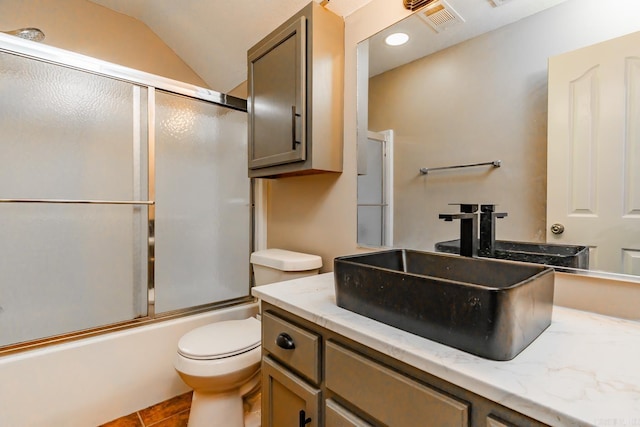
334, 249, 554, 361
435, 239, 589, 269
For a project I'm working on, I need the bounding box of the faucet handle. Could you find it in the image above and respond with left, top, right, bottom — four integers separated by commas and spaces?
481, 204, 507, 218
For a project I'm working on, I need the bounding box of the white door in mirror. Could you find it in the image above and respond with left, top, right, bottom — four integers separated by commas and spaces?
547, 30, 640, 275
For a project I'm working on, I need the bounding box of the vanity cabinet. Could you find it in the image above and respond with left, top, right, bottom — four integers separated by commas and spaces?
247, 2, 344, 178
262, 311, 322, 427
325, 341, 469, 426
261, 303, 549, 427
262, 357, 321, 427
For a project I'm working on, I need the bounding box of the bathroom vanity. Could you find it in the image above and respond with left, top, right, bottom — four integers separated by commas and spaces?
253, 273, 640, 427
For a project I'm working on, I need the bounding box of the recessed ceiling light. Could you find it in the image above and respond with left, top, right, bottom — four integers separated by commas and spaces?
385, 32, 409, 46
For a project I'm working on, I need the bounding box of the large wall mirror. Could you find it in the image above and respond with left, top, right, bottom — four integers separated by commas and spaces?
357, 0, 640, 280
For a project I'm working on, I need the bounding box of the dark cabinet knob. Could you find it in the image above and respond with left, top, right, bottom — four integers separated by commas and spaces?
276, 332, 295, 350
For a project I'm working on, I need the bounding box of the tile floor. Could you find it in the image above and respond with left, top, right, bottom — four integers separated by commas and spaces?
100, 391, 192, 427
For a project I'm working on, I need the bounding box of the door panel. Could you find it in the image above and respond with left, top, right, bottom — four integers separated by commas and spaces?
262, 356, 321, 427
547, 31, 640, 274
357, 130, 393, 247
248, 17, 306, 169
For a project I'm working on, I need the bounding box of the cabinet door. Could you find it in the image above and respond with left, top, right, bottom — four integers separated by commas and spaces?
263, 356, 321, 427
248, 17, 306, 170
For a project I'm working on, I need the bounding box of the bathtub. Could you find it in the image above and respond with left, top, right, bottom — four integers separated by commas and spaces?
0, 302, 259, 426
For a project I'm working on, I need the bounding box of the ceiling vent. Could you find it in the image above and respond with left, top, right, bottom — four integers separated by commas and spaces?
403, 0, 437, 11
491, 0, 513, 6
416, 0, 465, 33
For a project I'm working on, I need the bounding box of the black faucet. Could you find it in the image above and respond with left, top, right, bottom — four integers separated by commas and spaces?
439, 203, 508, 258
438, 204, 479, 257
479, 204, 508, 257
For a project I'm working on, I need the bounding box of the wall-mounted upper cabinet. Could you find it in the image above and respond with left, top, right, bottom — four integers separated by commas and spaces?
248, 2, 344, 178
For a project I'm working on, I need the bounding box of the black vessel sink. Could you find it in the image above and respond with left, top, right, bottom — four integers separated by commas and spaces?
334, 249, 554, 361
435, 239, 589, 269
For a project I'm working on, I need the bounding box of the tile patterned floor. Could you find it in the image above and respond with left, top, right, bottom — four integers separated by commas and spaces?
100, 391, 192, 427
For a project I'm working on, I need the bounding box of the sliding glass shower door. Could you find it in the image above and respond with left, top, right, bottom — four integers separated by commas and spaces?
0, 45, 250, 349
154, 91, 250, 313
0, 51, 149, 346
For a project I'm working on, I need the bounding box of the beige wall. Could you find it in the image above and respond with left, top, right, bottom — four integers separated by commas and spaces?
0, 0, 207, 87
368, 12, 551, 250
369, 0, 640, 253
268, 0, 640, 271
229, 80, 248, 99
554, 273, 640, 320
265, 0, 410, 272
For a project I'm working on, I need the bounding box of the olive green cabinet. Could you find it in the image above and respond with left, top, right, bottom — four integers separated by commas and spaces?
261, 304, 548, 427
247, 2, 343, 178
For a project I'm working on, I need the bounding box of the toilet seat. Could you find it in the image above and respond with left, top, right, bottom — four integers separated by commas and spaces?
178, 317, 261, 360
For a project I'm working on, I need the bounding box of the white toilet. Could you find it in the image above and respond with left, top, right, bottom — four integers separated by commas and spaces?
174, 249, 322, 427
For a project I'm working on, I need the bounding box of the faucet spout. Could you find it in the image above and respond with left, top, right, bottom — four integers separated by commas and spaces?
439, 204, 478, 257
438, 212, 477, 221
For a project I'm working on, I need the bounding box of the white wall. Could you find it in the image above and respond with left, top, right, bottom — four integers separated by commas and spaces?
0, 303, 258, 426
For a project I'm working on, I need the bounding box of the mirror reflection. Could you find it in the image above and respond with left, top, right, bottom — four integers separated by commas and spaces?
357, 0, 640, 278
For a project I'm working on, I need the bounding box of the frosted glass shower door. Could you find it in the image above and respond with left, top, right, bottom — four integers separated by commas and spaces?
154, 91, 250, 313
358, 135, 384, 246
358, 131, 394, 247
0, 52, 149, 346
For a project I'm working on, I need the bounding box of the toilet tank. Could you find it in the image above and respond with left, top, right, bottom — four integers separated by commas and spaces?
250, 249, 322, 286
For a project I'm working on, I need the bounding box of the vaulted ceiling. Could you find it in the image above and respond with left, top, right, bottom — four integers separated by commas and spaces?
87, 0, 567, 93
88, 0, 374, 92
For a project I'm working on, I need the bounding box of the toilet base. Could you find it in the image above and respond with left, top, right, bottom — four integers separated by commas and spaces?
188, 390, 244, 427
186, 371, 261, 427
243, 389, 261, 427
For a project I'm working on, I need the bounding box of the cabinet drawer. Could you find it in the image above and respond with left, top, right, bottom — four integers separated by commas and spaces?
326, 341, 469, 427
326, 399, 373, 427
262, 311, 321, 383
486, 416, 514, 427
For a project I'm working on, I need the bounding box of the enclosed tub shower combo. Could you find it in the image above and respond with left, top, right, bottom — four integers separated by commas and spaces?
0, 33, 251, 353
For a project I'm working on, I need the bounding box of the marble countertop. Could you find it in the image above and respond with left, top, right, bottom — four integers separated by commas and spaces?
252, 273, 640, 427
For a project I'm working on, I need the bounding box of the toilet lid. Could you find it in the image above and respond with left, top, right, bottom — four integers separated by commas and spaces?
251, 249, 322, 271
177, 317, 261, 360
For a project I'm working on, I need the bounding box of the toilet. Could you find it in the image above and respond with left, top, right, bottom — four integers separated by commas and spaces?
174, 249, 322, 427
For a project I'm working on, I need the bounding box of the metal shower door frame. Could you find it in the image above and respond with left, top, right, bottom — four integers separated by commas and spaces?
0, 33, 252, 353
